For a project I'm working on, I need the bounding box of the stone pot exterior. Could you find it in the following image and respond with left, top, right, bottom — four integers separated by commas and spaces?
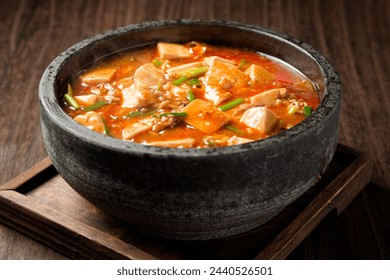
39, 20, 341, 240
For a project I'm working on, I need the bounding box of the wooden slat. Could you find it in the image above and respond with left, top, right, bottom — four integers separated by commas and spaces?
0, 144, 372, 259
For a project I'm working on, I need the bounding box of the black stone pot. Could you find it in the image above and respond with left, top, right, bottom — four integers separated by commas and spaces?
39, 20, 341, 240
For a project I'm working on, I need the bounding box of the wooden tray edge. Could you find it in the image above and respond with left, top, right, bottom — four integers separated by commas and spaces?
0, 144, 373, 260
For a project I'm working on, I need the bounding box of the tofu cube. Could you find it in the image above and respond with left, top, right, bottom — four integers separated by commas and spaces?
205, 61, 248, 91
73, 94, 97, 107
240, 107, 279, 133
80, 68, 117, 85
122, 122, 151, 140
250, 88, 286, 107
245, 64, 274, 86
147, 138, 195, 148
134, 63, 164, 87
157, 42, 192, 59
74, 111, 105, 133
182, 99, 231, 134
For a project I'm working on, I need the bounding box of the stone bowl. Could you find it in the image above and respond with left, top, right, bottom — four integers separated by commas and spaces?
39, 19, 341, 240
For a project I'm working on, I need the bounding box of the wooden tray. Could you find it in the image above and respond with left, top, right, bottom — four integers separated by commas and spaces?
0, 144, 372, 260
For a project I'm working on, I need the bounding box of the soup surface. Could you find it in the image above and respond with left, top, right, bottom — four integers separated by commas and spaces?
63, 42, 320, 148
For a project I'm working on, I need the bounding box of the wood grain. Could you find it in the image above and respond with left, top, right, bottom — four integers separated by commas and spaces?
0, 0, 389, 259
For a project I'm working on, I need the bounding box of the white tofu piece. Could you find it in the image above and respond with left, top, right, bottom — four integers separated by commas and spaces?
166, 61, 207, 76
147, 138, 195, 148
182, 99, 231, 134
245, 64, 274, 86
157, 42, 192, 59
80, 68, 117, 85
204, 61, 247, 91
203, 56, 235, 66
227, 135, 253, 146
204, 85, 232, 105
74, 111, 105, 133
122, 122, 151, 140
73, 94, 97, 107
240, 107, 279, 133
122, 84, 157, 109
250, 88, 286, 107
134, 63, 164, 87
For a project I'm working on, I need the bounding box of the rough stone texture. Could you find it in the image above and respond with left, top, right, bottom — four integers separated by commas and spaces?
39, 20, 341, 240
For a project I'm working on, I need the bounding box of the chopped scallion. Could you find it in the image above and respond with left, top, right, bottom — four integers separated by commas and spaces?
188, 78, 200, 86
127, 110, 156, 118
153, 112, 187, 118
152, 59, 162, 67
303, 106, 312, 117
84, 101, 108, 112
239, 59, 246, 69
172, 76, 188, 85
219, 98, 244, 112
102, 118, 111, 136
188, 90, 196, 102
226, 125, 243, 133
64, 93, 80, 110
67, 83, 73, 96
177, 66, 209, 79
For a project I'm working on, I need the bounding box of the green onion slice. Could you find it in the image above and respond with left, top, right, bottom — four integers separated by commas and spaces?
187, 90, 196, 102
219, 98, 244, 112
152, 59, 162, 67
188, 78, 201, 86
226, 125, 243, 133
153, 112, 187, 118
67, 83, 73, 96
239, 59, 246, 69
84, 101, 108, 112
101, 118, 111, 136
172, 76, 188, 85
303, 106, 312, 117
127, 110, 156, 118
177, 66, 209, 79
64, 93, 80, 110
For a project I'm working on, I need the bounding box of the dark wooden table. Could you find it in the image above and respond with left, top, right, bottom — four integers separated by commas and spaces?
1, 0, 389, 259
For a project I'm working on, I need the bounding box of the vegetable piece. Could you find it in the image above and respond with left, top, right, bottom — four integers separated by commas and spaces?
166, 62, 207, 76
219, 98, 244, 111
187, 90, 196, 102
152, 112, 187, 118
250, 88, 286, 107
84, 101, 108, 112
102, 118, 111, 136
152, 59, 162, 67
172, 76, 188, 85
157, 42, 192, 59
303, 106, 312, 117
240, 107, 279, 133
225, 125, 243, 133
182, 99, 231, 134
188, 78, 201, 86
127, 110, 156, 118
177, 66, 209, 79
67, 84, 73, 96
239, 59, 246, 69
64, 93, 80, 109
